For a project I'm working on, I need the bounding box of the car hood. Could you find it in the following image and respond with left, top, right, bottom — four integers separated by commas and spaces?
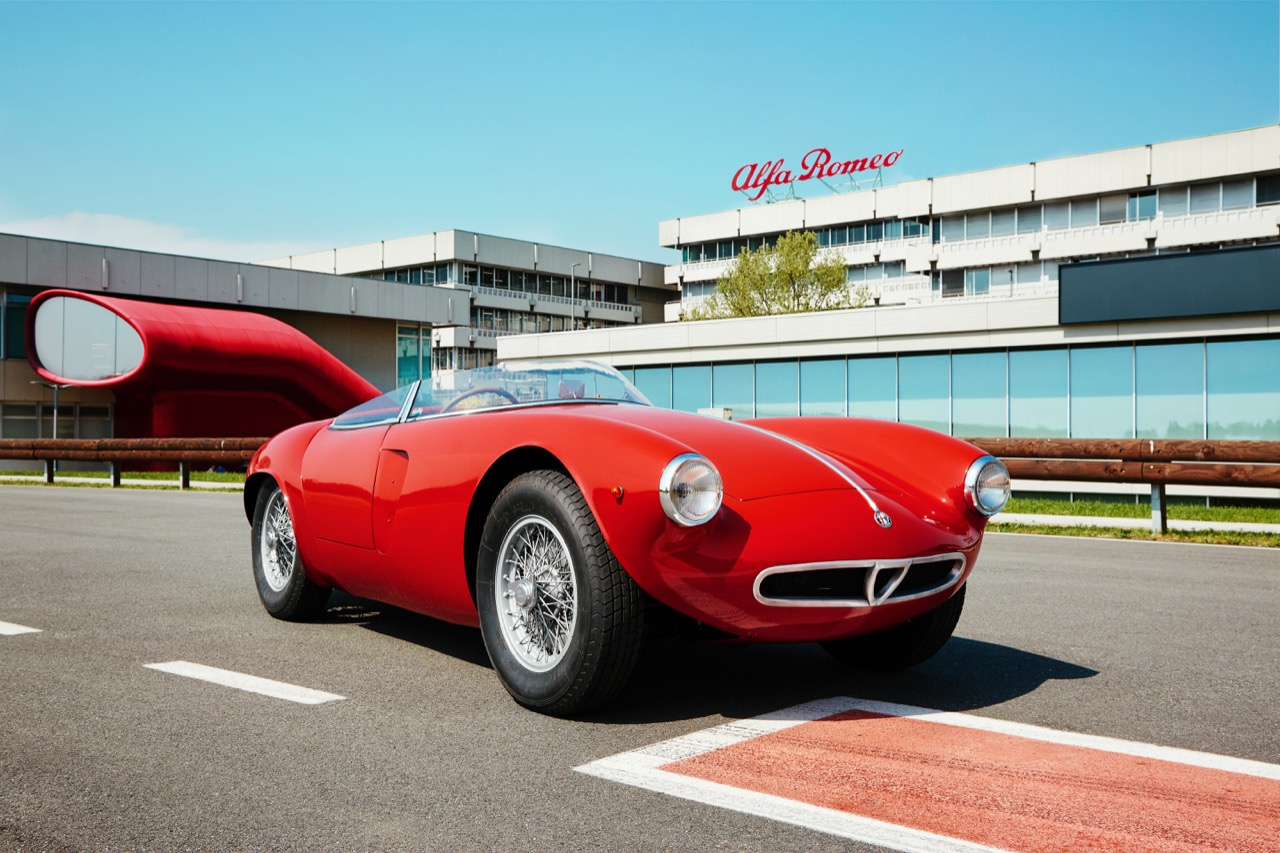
572, 404, 879, 501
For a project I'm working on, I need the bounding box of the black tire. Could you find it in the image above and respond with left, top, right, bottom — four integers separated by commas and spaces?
476, 470, 644, 716
251, 482, 329, 620
821, 585, 965, 671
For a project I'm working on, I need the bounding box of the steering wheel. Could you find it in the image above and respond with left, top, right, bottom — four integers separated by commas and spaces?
441, 386, 520, 413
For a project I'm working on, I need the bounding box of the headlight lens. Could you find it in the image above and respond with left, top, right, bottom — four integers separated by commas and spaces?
659, 454, 723, 527
965, 455, 1011, 516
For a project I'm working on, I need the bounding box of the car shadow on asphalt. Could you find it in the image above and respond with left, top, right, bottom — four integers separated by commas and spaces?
318, 591, 494, 670
318, 588, 1097, 724
582, 635, 1098, 726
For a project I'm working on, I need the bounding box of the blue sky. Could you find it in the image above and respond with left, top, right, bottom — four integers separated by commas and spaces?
1, 1, 1276, 265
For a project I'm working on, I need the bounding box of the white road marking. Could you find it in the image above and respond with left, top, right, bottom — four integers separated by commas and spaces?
575, 696, 1280, 853
0, 620, 41, 635
144, 660, 345, 705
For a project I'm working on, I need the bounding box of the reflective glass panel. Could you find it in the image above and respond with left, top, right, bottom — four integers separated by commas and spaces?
849, 357, 896, 420
755, 361, 798, 417
1070, 346, 1133, 438
634, 366, 672, 409
1158, 187, 1188, 217
898, 354, 949, 433
1206, 339, 1280, 439
396, 328, 421, 386
1136, 342, 1204, 438
800, 359, 846, 416
672, 365, 711, 413
712, 363, 754, 420
1010, 349, 1067, 437
952, 352, 1006, 438
32, 296, 144, 381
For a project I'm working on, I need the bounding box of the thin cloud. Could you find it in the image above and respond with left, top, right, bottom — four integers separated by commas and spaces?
0, 212, 313, 263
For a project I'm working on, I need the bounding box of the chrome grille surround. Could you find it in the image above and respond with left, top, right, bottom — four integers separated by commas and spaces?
753, 552, 967, 609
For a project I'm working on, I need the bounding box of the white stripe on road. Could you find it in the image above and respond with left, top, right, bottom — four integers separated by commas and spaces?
0, 620, 41, 635
144, 660, 345, 705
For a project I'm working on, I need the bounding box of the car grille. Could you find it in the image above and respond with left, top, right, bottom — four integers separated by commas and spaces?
753, 554, 966, 608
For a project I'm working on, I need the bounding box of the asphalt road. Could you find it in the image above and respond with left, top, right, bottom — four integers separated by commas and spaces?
1, 486, 1276, 852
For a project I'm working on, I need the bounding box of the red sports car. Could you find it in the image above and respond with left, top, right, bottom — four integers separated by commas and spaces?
244, 360, 1009, 716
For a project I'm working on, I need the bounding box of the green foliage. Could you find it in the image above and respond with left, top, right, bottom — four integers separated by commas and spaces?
682, 231, 870, 320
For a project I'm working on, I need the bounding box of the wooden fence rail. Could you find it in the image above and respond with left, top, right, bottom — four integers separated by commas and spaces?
963, 438, 1280, 531
0, 438, 269, 488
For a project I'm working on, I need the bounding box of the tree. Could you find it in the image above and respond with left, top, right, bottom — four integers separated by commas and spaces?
682, 230, 870, 320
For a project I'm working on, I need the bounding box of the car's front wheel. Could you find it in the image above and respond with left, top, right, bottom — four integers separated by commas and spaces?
821, 584, 965, 670
476, 470, 644, 716
251, 482, 330, 620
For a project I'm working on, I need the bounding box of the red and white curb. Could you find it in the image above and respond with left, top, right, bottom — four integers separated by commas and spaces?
576, 697, 1280, 853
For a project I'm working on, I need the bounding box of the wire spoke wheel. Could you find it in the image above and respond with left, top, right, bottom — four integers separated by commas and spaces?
476, 470, 644, 716
250, 481, 329, 620
494, 516, 578, 673
260, 489, 297, 593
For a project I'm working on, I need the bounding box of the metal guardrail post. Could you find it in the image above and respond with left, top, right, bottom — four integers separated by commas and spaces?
179, 462, 190, 490
44, 460, 54, 484
109, 462, 121, 488
1151, 484, 1168, 534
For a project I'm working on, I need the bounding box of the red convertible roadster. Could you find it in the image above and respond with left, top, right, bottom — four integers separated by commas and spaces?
245, 360, 1009, 715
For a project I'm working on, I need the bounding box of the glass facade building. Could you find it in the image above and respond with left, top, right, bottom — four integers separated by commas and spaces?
620, 337, 1280, 441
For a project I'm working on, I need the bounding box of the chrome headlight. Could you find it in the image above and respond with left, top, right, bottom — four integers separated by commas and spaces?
964, 455, 1010, 516
659, 454, 723, 527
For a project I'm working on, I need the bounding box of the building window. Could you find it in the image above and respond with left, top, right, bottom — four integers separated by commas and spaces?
1136, 342, 1203, 438
1070, 346, 1134, 438
898, 354, 950, 434
3, 294, 31, 360
755, 361, 798, 417
1158, 186, 1189, 218
1126, 191, 1156, 222
712, 363, 754, 419
634, 367, 672, 409
800, 359, 845, 416
672, 365, 711, 413
1258, 174, 1280, 206
1010, 349, 1068, 437
1189, 183, 1220, 214
965, 269, 990, 296
1016, 205, 1042, 233
397, 325, 430, 386
0, 403, 38, 438
848, 356, 896, 420
952, 351, 1007, 437
1221, 179, 1253, 211
1207, 338, 1280, 439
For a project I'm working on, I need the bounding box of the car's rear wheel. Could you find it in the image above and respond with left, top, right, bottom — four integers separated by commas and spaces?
477, 470, 644, 716
821, 584, 965, 670
251, 482, 329, 620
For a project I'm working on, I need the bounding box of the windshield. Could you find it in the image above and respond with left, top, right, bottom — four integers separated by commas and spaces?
331, 360, 650, 429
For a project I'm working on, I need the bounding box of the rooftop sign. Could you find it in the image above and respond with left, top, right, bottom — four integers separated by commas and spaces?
731, 147, 904, 201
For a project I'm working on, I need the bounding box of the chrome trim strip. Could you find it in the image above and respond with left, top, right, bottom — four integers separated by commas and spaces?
752, 552, 967, 609
736, 423, 887, 525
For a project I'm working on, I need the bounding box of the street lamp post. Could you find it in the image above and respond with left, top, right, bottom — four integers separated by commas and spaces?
30, 380, 72, 478
570, 263, 581, 330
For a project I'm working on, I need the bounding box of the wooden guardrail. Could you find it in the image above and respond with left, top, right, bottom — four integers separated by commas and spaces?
963, 438, 1280, 531
0, 438, 268, 489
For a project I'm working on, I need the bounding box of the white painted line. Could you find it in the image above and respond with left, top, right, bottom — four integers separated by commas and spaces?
144, 660, 345, 705
575, 696, 1280, 853
0, 620, 41, 635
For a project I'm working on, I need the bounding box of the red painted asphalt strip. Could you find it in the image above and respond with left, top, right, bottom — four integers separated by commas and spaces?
664, 709, 1280, 853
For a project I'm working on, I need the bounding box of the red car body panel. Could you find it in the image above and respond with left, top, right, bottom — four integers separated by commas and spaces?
248, 399, 994, 642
